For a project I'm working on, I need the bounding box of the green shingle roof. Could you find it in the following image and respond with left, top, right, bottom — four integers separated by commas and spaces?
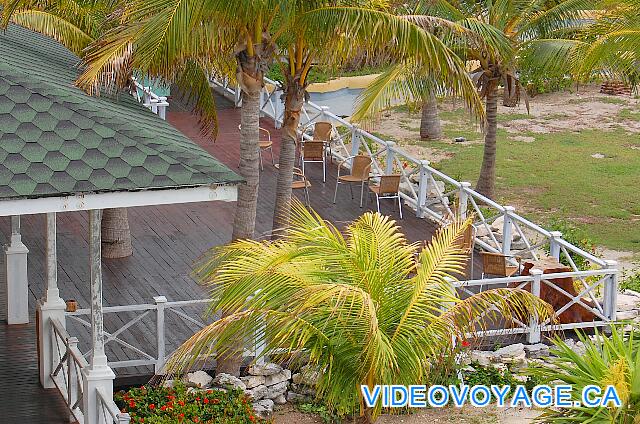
0, 24, 243, 200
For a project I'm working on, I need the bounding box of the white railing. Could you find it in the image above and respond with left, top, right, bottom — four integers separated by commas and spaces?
66, 297, 211, 372
211, 76, 610, 274
455, 266, 618, 342
132, 78, 169, 120
50, 318, 130, 424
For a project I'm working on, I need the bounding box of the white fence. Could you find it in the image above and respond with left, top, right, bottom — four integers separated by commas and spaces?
50, 318, 130, 424
132, 78, 169, 119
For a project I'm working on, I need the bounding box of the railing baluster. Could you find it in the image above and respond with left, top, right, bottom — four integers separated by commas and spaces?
154, 296, 167, 374
502, 206, 515, 255
385, 141, 395, 174
604, 260, 619, 322
457, 182, 471, 220
527, 269, 543, 344
549, 231, 562, 259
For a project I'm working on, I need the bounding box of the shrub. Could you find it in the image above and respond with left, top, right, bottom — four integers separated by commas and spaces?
620, 268, 640, 293
114, 382, 263, 424
546, 219, 599, 271
530, 326, 640, 422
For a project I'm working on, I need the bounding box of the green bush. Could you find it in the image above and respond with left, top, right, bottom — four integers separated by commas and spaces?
620, 268, 640, 293
546, 219, 599, 271
115, 382, 263, 424
530, 326, 640, 423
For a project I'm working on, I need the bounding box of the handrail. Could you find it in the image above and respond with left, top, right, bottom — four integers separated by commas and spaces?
209, 75, 612, 272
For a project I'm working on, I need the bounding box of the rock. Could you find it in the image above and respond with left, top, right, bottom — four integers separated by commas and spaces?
427, 181, 446, 198
246, 384, 268, 401
617, 294, 640, 312
291, 383, 316, 396
253, 399, 274, 419
469, 350, 495, 366
475, 225, 491, 238
266, 381, 288, 399
562, 339, 586, 356
241, 375, 266, 389
186, 371, 213, 389
264, 369, 291, 386
162, 379, 176, 389
212, 373, 246, 391
273, 394, 287, 405
494, 343, 526, 364
513, 374, 528, 383
510, 239, 528, 251
490, 216, 518, 238
524, 343, 550, 359
617, 309, 639, 320
591, 153, 605, 159
248, 363, 283, 376
287, 392, 312, 403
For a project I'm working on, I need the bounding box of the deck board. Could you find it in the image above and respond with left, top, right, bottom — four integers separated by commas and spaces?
0, 92, 484, 421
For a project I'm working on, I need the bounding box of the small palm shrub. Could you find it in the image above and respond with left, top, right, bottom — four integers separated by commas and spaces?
114, 382, 262, 423
531, 326, 640, 423
166, 204, 551, 423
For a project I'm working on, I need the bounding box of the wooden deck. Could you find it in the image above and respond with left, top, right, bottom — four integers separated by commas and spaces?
0, 93, 482, 389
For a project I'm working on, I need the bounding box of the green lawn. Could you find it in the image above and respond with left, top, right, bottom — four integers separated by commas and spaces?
389, 107, 640, 252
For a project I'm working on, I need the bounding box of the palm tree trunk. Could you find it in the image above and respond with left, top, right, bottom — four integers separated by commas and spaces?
231, 77, 261, 241
100, 208, 132, 258
476, 84, 498, 199
419, 91, 442, 140
272, 82, 305, 236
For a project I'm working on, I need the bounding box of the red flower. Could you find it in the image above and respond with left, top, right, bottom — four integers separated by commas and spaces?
212, 399, 220, 405
203, 398, 209, 404
139, 419, 144, 423
196, 397, 201, 401
249, 415, 256, 422
149, 404, 155, 410
160, 405, 167, 411
461, 340, 471, 347
129, 400, 136, 408
178, 400, 185, 407
194, 418, 200, 423
167, 395, 175, 400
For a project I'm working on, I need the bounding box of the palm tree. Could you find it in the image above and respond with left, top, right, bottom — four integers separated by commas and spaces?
1, 0, 135, 258
164, 203, 552, 423
420, 91, 443, 140
271, 3, 484, 233
354, 1, 591, 199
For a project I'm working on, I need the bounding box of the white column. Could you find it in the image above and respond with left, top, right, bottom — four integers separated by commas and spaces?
350, 124, 361, 165
527, 268, 543, 344
416, 160, 431, 218
83, 209, 116, 424
385, 141, 396, 174
37, 212, 66, 388
603, 260, 619, 322
154, 295, 167, 374
501, 206, 515, 255
549, 231, 563, 259
5, 216, 29, 324
457, 182, 472, 220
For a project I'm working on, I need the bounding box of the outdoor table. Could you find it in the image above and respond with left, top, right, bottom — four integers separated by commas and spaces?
519, 257, 596, 324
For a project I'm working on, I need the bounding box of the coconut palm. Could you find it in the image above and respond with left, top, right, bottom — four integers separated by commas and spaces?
1, 0, 137, 258
164, 203, 552, 422
270, 2, 484, 233
420, 91, 443, 139
353, 0, 592, 199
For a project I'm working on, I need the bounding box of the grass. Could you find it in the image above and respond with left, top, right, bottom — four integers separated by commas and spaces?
379, 106, 640, 252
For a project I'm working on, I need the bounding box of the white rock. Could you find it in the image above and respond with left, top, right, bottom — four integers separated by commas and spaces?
427, 181, 446, 198
273, 394, 287, 405
248, 363, 283, 376
241, 375, 266, 389
253, 399, 274, 419
495, 343, 526, 364
266, 381, 288, 399
246, 384, 268, 401
490, 216, 518, 238
186, 370, 213, 389
469, 350, 495, 366
265, 369, 291, 386
617, 294, 640, 312
212, 373, 247, 391
617, 309, 639, 320
591, 153, 605, 159
524, 343, 550, 358
475, 225, 491, 238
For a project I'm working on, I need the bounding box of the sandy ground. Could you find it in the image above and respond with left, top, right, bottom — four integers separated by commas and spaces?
273, 404, 540, 424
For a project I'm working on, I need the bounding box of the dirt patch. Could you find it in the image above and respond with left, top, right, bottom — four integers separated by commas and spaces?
273, 405, 540, 424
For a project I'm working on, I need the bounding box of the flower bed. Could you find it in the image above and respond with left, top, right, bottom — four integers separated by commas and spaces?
115, 382, 265, 423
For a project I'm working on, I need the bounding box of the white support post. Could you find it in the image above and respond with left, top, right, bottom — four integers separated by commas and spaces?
350, 124, 361, 167
320, 105, 330, 122
157, 97, 168, 120
501, 206, 515, 255
154, 296, 167, 374
416, 160, 431, 218
457, 182, 472, 220
549, 231, 562, 259
527, 269, 543, 344
385, 141, 396, 174
603, 260, 618, 322
37, 213, 66, 388
83, 209, 116, 424
5, 216, 29, 324
67, 336, 80, 422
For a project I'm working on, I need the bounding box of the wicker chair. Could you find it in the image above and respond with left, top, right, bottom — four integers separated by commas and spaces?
366, 174, 403, 219
312, 121, 335, 162
237, 124, 274, 170
300, 140, 326, 182
292, 167, 311, 206
453, 224, 476, 278
480, 252, 521, 278
333, 155, 372, 207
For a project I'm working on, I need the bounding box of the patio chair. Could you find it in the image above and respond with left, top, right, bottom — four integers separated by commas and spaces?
300, 140, 327, 182
453, 224, 476, 278
366, 174, 403, 219
480, 252, 521, 278
292, 167, 311, 207
333, 155, 372, 207
237, 124, 274, 170
311, 121, 335, 162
